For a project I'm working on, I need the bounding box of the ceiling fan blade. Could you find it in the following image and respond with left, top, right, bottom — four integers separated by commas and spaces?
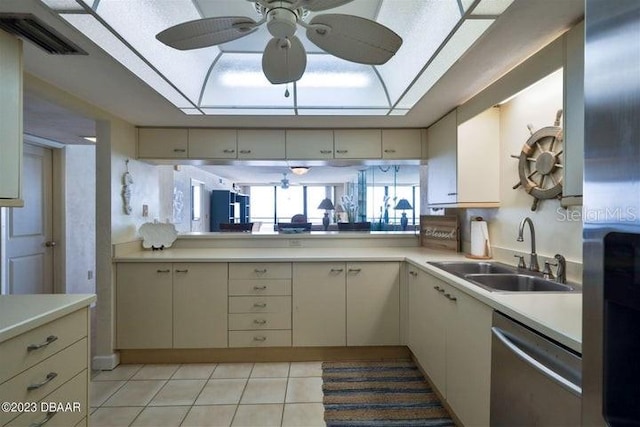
156, 16, 259, 50
262, 36, 307, 84
306, 14, 402, 65
295, 0, 355, 11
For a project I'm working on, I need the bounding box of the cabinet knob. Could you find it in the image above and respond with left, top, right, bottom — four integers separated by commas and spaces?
27, 372, 58, 391
44, 241, 57, 247
27, 335, 58, 351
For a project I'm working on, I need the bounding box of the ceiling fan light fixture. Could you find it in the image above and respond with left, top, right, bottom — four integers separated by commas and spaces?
290, 166, 310, 175
267, 7, 298, 38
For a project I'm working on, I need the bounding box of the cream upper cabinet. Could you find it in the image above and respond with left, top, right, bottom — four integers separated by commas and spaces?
237, 129, 286, 159
346, 262, 400, 346
116, 263, 173, 349
138, 128, 188, 159
427, 108, 500, 207
334, 129, 382, 159
188, 129, 237, 159
0, 31, 23, 206
562, 21, 584, 206
286, 129, 334, 159
292, 263, 346, 346
382, 129, 423, 159
173, 263, 228, 348
409, 271, 492, 427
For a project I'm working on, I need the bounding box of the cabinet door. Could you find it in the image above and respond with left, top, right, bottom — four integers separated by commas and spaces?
382, 129, 423, 159
188, 129, 237, 159
0, 32, 22, 203
334, 129, 382, 159
562, 21, 584, 204
237, 129, 285, 159
286, 129, 334, 159
427, 110, 458, 204
138, 128, 188, 159
445, 285, 492, 427
418, 273, 449, 395
116, 263, 172, 348
457, 107, 500, 204
173, 263, 228, 348
346, 262, 399, 346
292, 263, 346, 346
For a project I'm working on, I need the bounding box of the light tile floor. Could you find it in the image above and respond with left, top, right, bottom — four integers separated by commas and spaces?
90, 362, 325, 427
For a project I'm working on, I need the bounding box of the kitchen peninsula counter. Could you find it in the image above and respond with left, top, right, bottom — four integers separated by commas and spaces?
114, 245, 582, 352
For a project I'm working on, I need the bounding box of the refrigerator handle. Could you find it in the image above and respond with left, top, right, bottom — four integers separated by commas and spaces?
491, 327, 582, 396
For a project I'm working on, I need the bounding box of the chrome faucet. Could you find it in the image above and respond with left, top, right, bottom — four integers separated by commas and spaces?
554, 254, 567, 284
517, 217, 539, 272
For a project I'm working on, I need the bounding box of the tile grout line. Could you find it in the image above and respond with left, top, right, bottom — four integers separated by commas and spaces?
229, 363, 255, 427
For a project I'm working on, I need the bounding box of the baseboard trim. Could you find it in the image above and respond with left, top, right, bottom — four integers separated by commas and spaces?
92, 352, 120, 370
119, 346, 410, 364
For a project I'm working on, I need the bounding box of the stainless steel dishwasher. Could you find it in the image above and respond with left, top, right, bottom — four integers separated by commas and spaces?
490, 311, 582, 426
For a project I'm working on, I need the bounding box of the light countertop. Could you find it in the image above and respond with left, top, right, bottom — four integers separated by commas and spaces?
0, 294, 96, 343
114, 247, 582, 353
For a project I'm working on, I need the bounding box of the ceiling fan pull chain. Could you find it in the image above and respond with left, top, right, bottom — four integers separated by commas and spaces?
285, 84, 290, 98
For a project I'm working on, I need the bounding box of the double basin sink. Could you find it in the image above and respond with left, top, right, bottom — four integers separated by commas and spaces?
428, 261, 578, 293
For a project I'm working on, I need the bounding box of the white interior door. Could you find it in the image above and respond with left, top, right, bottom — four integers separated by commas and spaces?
4, 143, 54, 294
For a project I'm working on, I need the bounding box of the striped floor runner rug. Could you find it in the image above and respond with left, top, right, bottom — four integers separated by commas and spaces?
322, 360, 455, 427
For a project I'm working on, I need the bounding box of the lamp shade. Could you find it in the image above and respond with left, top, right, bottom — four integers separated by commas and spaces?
318, 198, 335, 210
394, 198, 413, 210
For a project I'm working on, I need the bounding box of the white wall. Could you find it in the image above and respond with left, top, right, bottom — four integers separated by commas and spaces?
462, 70, 582, 265
64, 144, 95, 294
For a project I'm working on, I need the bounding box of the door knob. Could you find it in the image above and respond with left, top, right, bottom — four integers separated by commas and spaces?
45, 241, 57, 247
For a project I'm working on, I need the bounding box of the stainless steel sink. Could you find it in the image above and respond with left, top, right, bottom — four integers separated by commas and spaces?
464, 273, 576, 292
428, 261, 516, 276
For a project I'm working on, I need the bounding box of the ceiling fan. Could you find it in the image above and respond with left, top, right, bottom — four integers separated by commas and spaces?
156, 0, 403, 84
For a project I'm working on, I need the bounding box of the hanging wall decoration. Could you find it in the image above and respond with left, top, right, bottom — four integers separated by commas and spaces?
122, 159, 133, 215
511, 109, 564, 211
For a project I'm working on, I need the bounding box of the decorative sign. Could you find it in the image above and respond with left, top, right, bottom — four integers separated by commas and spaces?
420, 215, 460, 252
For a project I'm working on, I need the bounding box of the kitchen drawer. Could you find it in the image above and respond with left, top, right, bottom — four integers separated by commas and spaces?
6, 370, 87, 427
0, 309, 87, 384
229, 330, 291, 348
0, 339, 87, 426
229, 263, 291, 280
228, 296, 291, 314
229, 279, 291, 296
229, 313, 291, 331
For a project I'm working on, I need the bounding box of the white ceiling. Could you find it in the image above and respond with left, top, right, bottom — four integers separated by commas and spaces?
0, 0, 584, 133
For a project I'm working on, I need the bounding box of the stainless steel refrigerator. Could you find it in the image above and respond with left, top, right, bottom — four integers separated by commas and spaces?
583, 1, 640, 425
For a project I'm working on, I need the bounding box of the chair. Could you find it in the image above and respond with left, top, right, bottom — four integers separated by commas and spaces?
219, 222, 253, 232
290, 214, 307, 223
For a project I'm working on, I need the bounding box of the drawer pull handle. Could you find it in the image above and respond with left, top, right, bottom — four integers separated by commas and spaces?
447, 192, 458, 196
253, 303, 267, 308
409, 271, 418, 277
320, 150, 332, 154
173, 148, 186, 153
254, 268, 267, 274
336, 149, 348, 154
223, 149, 236, 153
175, 269, 189, 273
348, 268, 361, 274
253, 336, 267, 342
239, 149, 252, 154
444, 293, 457, 302
27, 372, 58, 391
253, 285, 267, 290
433, 286, 445, 293
330, 268, 344, 273
384, 149, 396, 153
254, 319, 267, 325
157, 269, 171, 273
30, 410, 56, 427
27, 335, 58, 351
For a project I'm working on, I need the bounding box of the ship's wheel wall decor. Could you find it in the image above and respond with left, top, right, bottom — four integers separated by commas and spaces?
511, 109, 564, 211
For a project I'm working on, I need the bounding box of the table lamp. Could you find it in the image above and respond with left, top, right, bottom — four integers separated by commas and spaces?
317, 198, 335, 231
394, 199, 413, 231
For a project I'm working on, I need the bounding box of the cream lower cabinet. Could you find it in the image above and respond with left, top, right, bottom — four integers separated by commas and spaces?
407, 267, 492, 426
292, 263, 346, 346
117, 262, 228, 349
346, 262, 400, 346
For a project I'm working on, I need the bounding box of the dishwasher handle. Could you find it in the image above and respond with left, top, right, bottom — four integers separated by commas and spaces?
491, 326, 582, 396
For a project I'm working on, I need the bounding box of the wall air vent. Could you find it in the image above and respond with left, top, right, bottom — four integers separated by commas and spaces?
0, 13, 86, 55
